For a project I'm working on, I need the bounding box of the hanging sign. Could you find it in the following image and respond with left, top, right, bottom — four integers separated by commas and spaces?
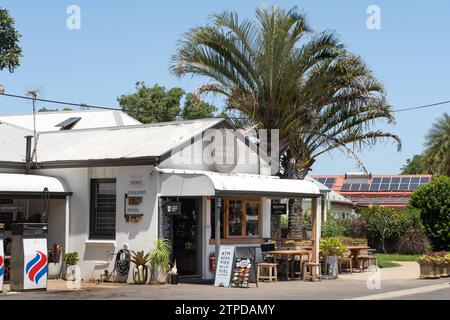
125, 174, 146, 220
0, 204, 22, 213
163, 202, 181, 216
214, 245, 235, 287
124, 194, 144, 216
271, 203, 287, 215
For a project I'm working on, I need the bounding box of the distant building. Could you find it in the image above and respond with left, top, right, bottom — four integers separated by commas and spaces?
311, 173, 432, 208
305, 177, 356, 221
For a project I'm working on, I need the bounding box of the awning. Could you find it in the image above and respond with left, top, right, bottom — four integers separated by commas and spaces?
155, 168, 320, 198
0, 173, 72, 198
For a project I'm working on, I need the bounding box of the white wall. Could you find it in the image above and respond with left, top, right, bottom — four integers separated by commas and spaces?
37, 165, 158, 282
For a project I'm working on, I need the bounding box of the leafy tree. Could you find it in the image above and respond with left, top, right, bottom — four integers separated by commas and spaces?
118, 82, 184, 123
400, 154, 429, 174
171, 6, 400, 238
0, 8, 21, 72
423, 113, 450, 176
182, 93, 217, 120
410, 176, 450, 250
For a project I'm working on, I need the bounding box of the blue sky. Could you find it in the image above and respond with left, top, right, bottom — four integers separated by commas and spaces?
1, 1, 449, 174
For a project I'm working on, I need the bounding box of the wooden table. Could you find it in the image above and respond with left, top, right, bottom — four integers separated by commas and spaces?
268, 250, 311, 280
347, 246, 370, 270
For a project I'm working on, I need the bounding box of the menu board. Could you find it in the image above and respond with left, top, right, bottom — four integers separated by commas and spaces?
231, 258, 252, 288
214, 246, 235, 287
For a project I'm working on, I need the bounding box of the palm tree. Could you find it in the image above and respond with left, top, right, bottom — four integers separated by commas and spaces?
171, 5, 401, 238
424, 113, 450, 176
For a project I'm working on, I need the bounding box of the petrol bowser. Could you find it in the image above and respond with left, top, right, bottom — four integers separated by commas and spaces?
0, 224, 5, 293
10, 223, 48, 291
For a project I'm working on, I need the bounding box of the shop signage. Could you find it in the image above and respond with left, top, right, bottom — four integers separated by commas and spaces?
125, 174, 146, 219
214, 245, 235, 287
271, 203, 287, 215
23, 238, 48, 290
0, 204, 22, 213
163, 201, 181, 216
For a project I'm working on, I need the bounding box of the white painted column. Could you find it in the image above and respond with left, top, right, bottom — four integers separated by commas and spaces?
311, 197, 322, 263
65, 195, 70, 253
262, 197, 271, 239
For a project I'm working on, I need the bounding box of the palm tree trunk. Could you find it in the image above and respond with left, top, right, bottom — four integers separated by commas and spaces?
286, 160, 312, 239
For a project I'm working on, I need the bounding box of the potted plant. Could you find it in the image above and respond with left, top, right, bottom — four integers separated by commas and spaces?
417, 253, 441, 279
64, 252, 80, 281
150, 238, 171, 284
131, 250, 151, 284
443, 254, 450, 278
320, 237, 347, 280
47, 243, 63, 279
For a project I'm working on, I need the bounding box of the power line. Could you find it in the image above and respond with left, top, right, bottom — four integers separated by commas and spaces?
0, 92, 121, 111
0, 91, 449, 117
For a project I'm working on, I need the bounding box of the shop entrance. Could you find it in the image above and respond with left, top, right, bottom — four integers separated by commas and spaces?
171, 197, 201, 277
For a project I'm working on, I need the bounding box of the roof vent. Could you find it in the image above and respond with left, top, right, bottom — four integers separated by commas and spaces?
55, 117, 81, 130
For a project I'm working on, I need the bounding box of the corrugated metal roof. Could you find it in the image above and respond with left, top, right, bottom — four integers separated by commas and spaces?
0, 121, 32, 162
0, 173, 68, 193
35, 118, 225, 163
0, 110, 140, 132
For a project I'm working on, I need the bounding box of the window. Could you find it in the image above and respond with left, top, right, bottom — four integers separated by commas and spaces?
225, 198, 261, 238
90, 179, 116, 240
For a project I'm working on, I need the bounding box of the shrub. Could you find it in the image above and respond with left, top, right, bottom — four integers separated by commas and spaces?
410, 176, 450, 251
344, 217, 368, 239
64, 252, 79, 265
321, 213, 348, 237
396, 229, 429, 254
319, 237, 347, 257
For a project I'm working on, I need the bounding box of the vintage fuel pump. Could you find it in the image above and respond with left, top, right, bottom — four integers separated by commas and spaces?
10, 188, 50, 291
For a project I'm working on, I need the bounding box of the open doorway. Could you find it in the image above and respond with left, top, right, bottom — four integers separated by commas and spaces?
171, 197, 201, 277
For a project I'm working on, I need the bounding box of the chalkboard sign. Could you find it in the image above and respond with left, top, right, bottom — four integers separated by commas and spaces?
214, 246, 235, 287
271, 203, 287, 215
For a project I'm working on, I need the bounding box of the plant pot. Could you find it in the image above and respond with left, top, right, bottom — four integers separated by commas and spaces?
323, 256, 339, 280
48, 262, 62, 279
65, 265, 81, 281
48, 254, 63, 279
439, 264, 449, 278
419, 262, 441, 279
151, 265, 167, 284
133, 265, 149, 284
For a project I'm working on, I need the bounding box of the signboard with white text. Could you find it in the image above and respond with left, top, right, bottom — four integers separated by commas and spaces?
214, 245, 235, 287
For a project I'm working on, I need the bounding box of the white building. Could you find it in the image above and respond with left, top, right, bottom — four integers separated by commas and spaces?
0, 112, 322, 281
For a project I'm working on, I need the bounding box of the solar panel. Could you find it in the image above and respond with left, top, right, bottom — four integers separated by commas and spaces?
317, 178, 326, 184
369, 184, 380, 191
372, 178, 382, 183
399, 183, 409, 190
381, 177, 391, 184
350, 184, 361, 191
420, 177, 430, 184
360, 184, 370, 191
400, 177, 411, 184
411, 177, 420, 184
391, 177, 401, 184
389, 183, 399, 190
341, 184, 351, 191
409, 184, 419, 190
325, 183, 334, 189
380, 184, 390, 191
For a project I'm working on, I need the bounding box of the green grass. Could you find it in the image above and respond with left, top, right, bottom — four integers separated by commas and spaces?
375, 253, 420, 268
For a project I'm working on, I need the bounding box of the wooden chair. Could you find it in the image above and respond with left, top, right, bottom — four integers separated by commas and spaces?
257, 263, 278, 282
302, 262, 322, 282
338, 257, 353, 274
357, 255, 377, 272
